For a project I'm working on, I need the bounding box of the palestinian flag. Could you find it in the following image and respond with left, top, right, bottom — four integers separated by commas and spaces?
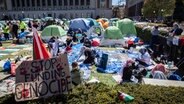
118, 91, 134, 102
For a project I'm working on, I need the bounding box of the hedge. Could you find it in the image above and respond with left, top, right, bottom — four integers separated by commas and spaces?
135, 25, 168, 43
0, 83, 184, 104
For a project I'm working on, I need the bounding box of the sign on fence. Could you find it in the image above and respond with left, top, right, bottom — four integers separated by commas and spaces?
15, 54, 72, 101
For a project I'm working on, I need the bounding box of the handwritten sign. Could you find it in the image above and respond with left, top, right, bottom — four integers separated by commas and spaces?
15, 54, 72, 101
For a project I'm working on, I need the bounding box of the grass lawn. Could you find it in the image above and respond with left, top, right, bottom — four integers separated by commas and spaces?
90, 65, 117, 86
0, 40, 12, 47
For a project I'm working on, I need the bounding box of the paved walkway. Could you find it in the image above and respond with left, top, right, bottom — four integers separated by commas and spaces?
143, 78, 184, 87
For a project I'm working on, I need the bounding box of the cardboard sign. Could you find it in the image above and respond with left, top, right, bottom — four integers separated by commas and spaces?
15, 54, 72, 101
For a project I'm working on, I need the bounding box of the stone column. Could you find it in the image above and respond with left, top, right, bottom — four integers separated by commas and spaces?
51, 0, 53, 7
29, 0, 32, 7
45, 0, 48, 7
14, 0, 17, 8
84, 0, 86, 6
35, 0, 37, 7
79, 0, 81, 6
19, 0, 22, 7
56, 0, 59, 7
24, 0, 27, 7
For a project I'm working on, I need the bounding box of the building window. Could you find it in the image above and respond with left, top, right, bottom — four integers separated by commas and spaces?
86, 0, 90, 5
17, 0, 20, 7
21, 0, 25, 7
42, 0, 46, 6
53, 0, 57, 6
32, 0, 35, 7
27, 0, 30, 7
11, 0, 15, 7
37, 0, 40, 6
64, 0, 67, 6
106, 0, 109, 8
59, 0, 62, 6
75, 0, 79, 5
81, 0, 84, 5
70, 0, 73, 6
48, 0, 51, 6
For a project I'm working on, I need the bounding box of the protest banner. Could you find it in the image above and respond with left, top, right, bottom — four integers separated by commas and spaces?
15, 54, 72, 101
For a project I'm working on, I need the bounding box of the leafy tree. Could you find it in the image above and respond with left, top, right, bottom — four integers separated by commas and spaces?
173, 0, 184, 22
142, 0, 175, 18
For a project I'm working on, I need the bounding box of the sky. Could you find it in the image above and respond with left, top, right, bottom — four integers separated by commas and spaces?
112, 0, 125, 5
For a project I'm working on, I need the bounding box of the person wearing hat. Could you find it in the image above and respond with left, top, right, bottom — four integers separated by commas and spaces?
71, 62, 82, 86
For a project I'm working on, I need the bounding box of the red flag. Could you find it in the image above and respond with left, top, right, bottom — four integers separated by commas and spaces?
33, 28, 51, 60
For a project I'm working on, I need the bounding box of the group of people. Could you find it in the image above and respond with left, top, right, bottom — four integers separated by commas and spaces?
150, 23, 183, 59
0, 20, 27, 46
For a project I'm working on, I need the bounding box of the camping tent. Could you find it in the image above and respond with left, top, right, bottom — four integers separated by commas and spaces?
101, 26, 125, 46
97, 19, 109, 29
104, 26, 123, 39
110, 18, 120, 26
87, 18, 99, 27
69, 18, 90, 32
41, 25, 66, 40
117, 18, 137, 36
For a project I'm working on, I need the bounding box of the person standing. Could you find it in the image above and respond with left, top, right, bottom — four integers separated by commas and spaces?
19, 20, 26, 33
2, 23, 10, 40
12, 22, 19, 39
150, 26, 159, 49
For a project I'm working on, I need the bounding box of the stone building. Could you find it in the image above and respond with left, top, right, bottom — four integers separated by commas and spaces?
0, 0, 112, 19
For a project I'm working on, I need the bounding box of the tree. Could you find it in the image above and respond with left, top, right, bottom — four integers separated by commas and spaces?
142, 0, 175, 18
173, 0, 184, 22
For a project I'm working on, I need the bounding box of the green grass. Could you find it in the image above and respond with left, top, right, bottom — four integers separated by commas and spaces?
1, 40, 12, 47
91, 66, 116, 86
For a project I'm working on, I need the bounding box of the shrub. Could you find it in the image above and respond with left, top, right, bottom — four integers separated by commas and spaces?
0, 83, 184, 104
135, 25, 168, 43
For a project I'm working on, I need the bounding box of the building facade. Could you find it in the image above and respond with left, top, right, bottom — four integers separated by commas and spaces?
125, 0, 144, 17
0, 0, 112, 19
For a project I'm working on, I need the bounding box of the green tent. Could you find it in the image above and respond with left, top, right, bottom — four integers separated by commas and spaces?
41, 25, 66, 39
104, 26, 123, 39
117, 18, 137, 36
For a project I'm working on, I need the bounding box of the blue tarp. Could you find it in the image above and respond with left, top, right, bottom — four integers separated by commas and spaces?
96, 50, 125, 74
67, 44, 83, 64
18, 32, 29, 38
69, 18, 91, 32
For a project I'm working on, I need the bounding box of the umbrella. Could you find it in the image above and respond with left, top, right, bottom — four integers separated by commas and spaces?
41, 25, 67, 39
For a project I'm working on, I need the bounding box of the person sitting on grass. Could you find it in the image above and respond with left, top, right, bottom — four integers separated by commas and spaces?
137, 48, 152, 66
83, 38, 92, 48
2, 58, 11, 74
151, 63, 168, 76
64, 37, 73, 53
121, 60, 135, 83
71, 62, 82, 86
83, 47, 95, 65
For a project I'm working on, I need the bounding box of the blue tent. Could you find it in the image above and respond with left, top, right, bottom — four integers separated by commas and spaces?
87, 18, 99, 27
69, 18, 90, 32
